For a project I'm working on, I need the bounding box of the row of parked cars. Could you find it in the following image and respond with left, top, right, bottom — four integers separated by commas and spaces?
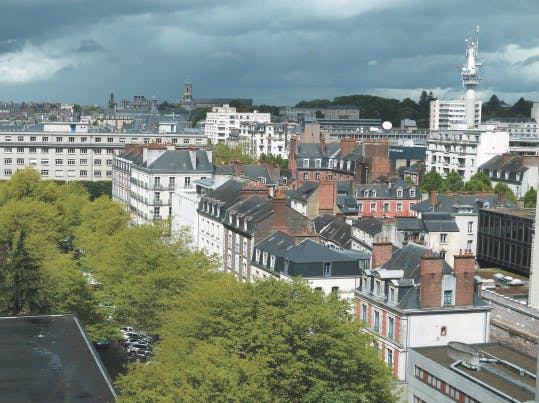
119, 326, 154, 362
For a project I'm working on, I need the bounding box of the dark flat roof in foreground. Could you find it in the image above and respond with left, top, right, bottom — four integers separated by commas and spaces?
0, 314, 116, 402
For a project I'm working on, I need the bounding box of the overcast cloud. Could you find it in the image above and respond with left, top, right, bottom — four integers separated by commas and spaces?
1, 0, 538, 106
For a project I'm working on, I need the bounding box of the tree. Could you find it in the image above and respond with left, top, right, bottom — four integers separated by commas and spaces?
0, 230, 44, 315
191, 107, 210, 125
493, 183, 517, 203
524, 187, 536, 207
421, 169, 443, 194
444, 171, 464, 192
116, 277, 395, 402
214, 142, 255, 165
463, 172, 492, 193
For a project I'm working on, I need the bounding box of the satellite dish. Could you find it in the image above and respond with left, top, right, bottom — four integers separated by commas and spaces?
382, 121, 392, 130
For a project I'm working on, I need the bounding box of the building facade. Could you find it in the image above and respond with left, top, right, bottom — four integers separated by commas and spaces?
204, 105, 271, 144
429, 99, 482, 130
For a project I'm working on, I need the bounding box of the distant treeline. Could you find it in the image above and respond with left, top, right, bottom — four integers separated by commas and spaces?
295, 93, 535, 128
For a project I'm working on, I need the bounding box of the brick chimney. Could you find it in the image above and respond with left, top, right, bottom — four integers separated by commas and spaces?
271, 188, 288, 231
371, 237, 393, 269
318, 180, 337, 215
234, 160, 243, 174
241, 181, 270, 200
340, 138, 357, 157
501, 152, 514, 163
320, 135, 326, 154
420, 250, 444, 308
453, 249, 475, 306
431, 191, 438, 207
289, 136, 298, 172
498, 192, 505, 205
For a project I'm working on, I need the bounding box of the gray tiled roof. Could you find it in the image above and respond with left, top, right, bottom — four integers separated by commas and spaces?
319, 218, 352, 247
413, 194, 515, 215
284, 239, 354, 263
478, 154, 527, 174
422, 220, 459, 232
254, 231, 295, 254
146, 150, 213, 172
289, 181, 319, 201
336, 194, 358, 214
354, 217, 383, 236
396, 217, 424, 231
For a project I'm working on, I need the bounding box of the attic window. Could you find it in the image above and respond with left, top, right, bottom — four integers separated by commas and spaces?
363, 190, 369, 197
328, 159, 333, 168
346, 161, 351, 171
315, 159, 321, 168
409, 187, 416, 197
255, 249, 261, 262
397, 188, 403, 198
229, 215, 233, 224
303, 159, 309, 168
323, 262, 331, 276
259, 176, 266, 184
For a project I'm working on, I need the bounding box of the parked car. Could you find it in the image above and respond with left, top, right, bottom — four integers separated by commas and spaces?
126, 342, 152, 355
120, 331, 140, 340
120, 326, 139, 334
120, 336, 141, 348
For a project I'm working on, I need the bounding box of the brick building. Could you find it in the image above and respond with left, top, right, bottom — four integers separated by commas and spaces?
354, 179, 420, 218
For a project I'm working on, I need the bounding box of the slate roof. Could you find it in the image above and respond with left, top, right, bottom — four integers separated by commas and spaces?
337, 181, 353, 195
413, 194, 516, 215
388, 145, 426, 162
0, 314, 116, 402
354, 217, 383, 236
297, 143, 341, 159
396, 217, 424, 231
313, 214, 336, 232
284, 239, 355, 263
202, 179, 244, 208
319, 218, 352, 248
478, 154, 527, 174
355, 179, 418, 199
422, 220, 459, 232
214, 164, 236, 175
336, 194, 358, 214
242, 165, 276, 185
289, 182, 319, 201
144, 150, 213, 172
227, 196, 273, 224
254, 231, 295, 254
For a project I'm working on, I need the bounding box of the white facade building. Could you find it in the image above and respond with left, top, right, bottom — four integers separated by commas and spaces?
204, 105, 271, 144
239, 122, 288, 159
426, 128, 509, 181
429, 99, 482, 130
0, 122, 209, 182
112, 146, 213, 225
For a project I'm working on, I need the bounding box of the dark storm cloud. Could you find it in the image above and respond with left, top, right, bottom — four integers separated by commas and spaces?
0, 0, 538, 104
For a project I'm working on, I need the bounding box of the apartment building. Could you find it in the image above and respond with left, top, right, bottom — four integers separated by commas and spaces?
112, 145, 213, 225
203, 104, 271, 144
429, 99, 481, 130
239, 122, 288, 159
0, 122, 209, 182
426, 129, 509, 181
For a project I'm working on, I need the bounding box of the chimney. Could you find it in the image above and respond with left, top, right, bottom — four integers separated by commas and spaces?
271, 188, 288, 231
453, 249, 475, 306
289, 136, 298, 172
234, 160, 243, 174
320, 135, 326, 154
371, 237, 393, 269
318, 180, 337, 215
431, 191, 438, 207
266, 162, 275, 179
498, 192, 505, 205
340, 138, 357, 157
241, 182, 269, 200
501, 152, 514, 163
420, 250, 444, 308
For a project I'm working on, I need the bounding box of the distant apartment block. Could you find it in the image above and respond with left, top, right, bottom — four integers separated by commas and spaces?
239, 122, 288, 159
429, 99, 481, 130
203, 105, 271, 144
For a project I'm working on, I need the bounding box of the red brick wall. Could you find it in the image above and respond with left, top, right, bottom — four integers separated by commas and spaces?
454, 251, 475, 306
393, 350, 399, 377
364, 141, 390, 180
372, 240, 393, 268
395, 316, 401, 344
382, 311, 387, 336
368, 304, 372, 328
420, 252, 444, 308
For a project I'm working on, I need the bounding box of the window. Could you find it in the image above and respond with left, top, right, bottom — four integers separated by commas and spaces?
323, 262, 331, 276
154, 177, 161, 186
373, 311, 380, 332
18, 136, 24, 142
397, 188, 403, 197
56, 148, 63, 153
303, 172, 309, 180
255, 249, 261, 262
383, 203, 390, 212
94, 170, 101, 177
4, 158, 11, 165
302, 159, 309, 168
370, 202, 377, 212
269, 255, 276, 269
80, 148, 87, 154
95, 137, 101, 143
68, 148, 75, 154
262, 252, 268, 265
375, 280, 381, 295
389, 287, 395, 303
184, 177, 191, 187
243, 239, 247, 255
80, 159, 87, 165
467, 221, 473, 233
358, 203, 363, 212
169, 177, 175, 188
361, 304, 368, 322
107, 137, 114, 143
80, 170, 87, 177
154, 206, 160, 218
68, 137, 75, 142
94, 159, 101, 165
315, 172, 320, 180
17, 147, 24, 153
284, 258, 289, 274
387, 349, 393, 367
29, 147, 36, 153
314, 159, 321, 168
4, 147, 11, 153
94, 148, 102, 154
443, 290, 453, 305
55, 159, 63, 165
41, 170, 48, 176
30, 136, 36, 142
410, 187, 416, 197
387, 316, 394, 339
396, 203, 403, 212
440, 233, 447, 243
67, 159, 75, 165
41, 159, 49, 165
331, 286, 339, 293
4, 169, 12, 176
467, 240, 473, 251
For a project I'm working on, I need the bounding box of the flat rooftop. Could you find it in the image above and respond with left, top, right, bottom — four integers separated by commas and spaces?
0, 314, 116, 402
414, 343, 536, 402
482, 207, 535, 219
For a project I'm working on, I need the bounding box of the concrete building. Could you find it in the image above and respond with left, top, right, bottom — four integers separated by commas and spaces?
426, 128, 510, 181
203, 105, 271, 144
239, 122, 288, 159
323, 105, 360, 120
355, 241, 491, 381
112, 145, 213, 225
407, 342, 536, 403
429, 99, 482, 130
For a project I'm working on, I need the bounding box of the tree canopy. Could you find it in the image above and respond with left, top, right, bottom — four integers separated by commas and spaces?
524, 187, 537, 208
214, 142, 255, 165
493, 183, 517, 203
116, 277, 395, 403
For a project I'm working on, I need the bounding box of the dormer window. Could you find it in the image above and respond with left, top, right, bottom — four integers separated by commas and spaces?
259, 176, 266, 184
284, 258, 289, 274
397, 188, 403, 198
270, 255, 275, 269
516, 173, 521, 181
229, 215, 233, 224
409, 187, 416, 197
255, 249, 261, 262
315, 159, 321, 168
375, 280, 381, 296
303, 159, 309, 168
346, 161, 351, 171
323, 262, 331, 276
363, 190, 369, 197
389, 287, 395, 303
371, 190, 376, 198
328, 159, 333, 168
262, 252, 268, 265
236, 217, 240, 227
243, 221, 248, 231
443, 290, 453, 306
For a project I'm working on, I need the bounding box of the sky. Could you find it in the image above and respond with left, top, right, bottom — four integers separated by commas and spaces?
1, 0, 538, 107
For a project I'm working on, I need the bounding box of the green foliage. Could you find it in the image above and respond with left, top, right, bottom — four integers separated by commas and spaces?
77, 180, 112, 200
73, 104, 82, 113
108, 92, 115, 109
191, 107, 211, 124
214, 142, 255, 165
524, 187, 536, 207
463, 172, 492, 193
444, 171, 464, 192
116, 278, 395, 402
420, 169, 443, 194
482, 94, 534, 120
260, 153, 288, 168
493, 183, 517, 203
296, 99, 331, 108
404, 176, 415, 185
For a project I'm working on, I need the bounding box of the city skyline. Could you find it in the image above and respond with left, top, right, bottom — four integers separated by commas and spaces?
1, 0, 538, 106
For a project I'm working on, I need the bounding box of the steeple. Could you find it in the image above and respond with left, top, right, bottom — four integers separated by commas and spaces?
183, 78, 192, 103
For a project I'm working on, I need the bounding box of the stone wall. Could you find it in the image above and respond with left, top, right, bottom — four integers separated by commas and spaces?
482, 289, 538, 355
